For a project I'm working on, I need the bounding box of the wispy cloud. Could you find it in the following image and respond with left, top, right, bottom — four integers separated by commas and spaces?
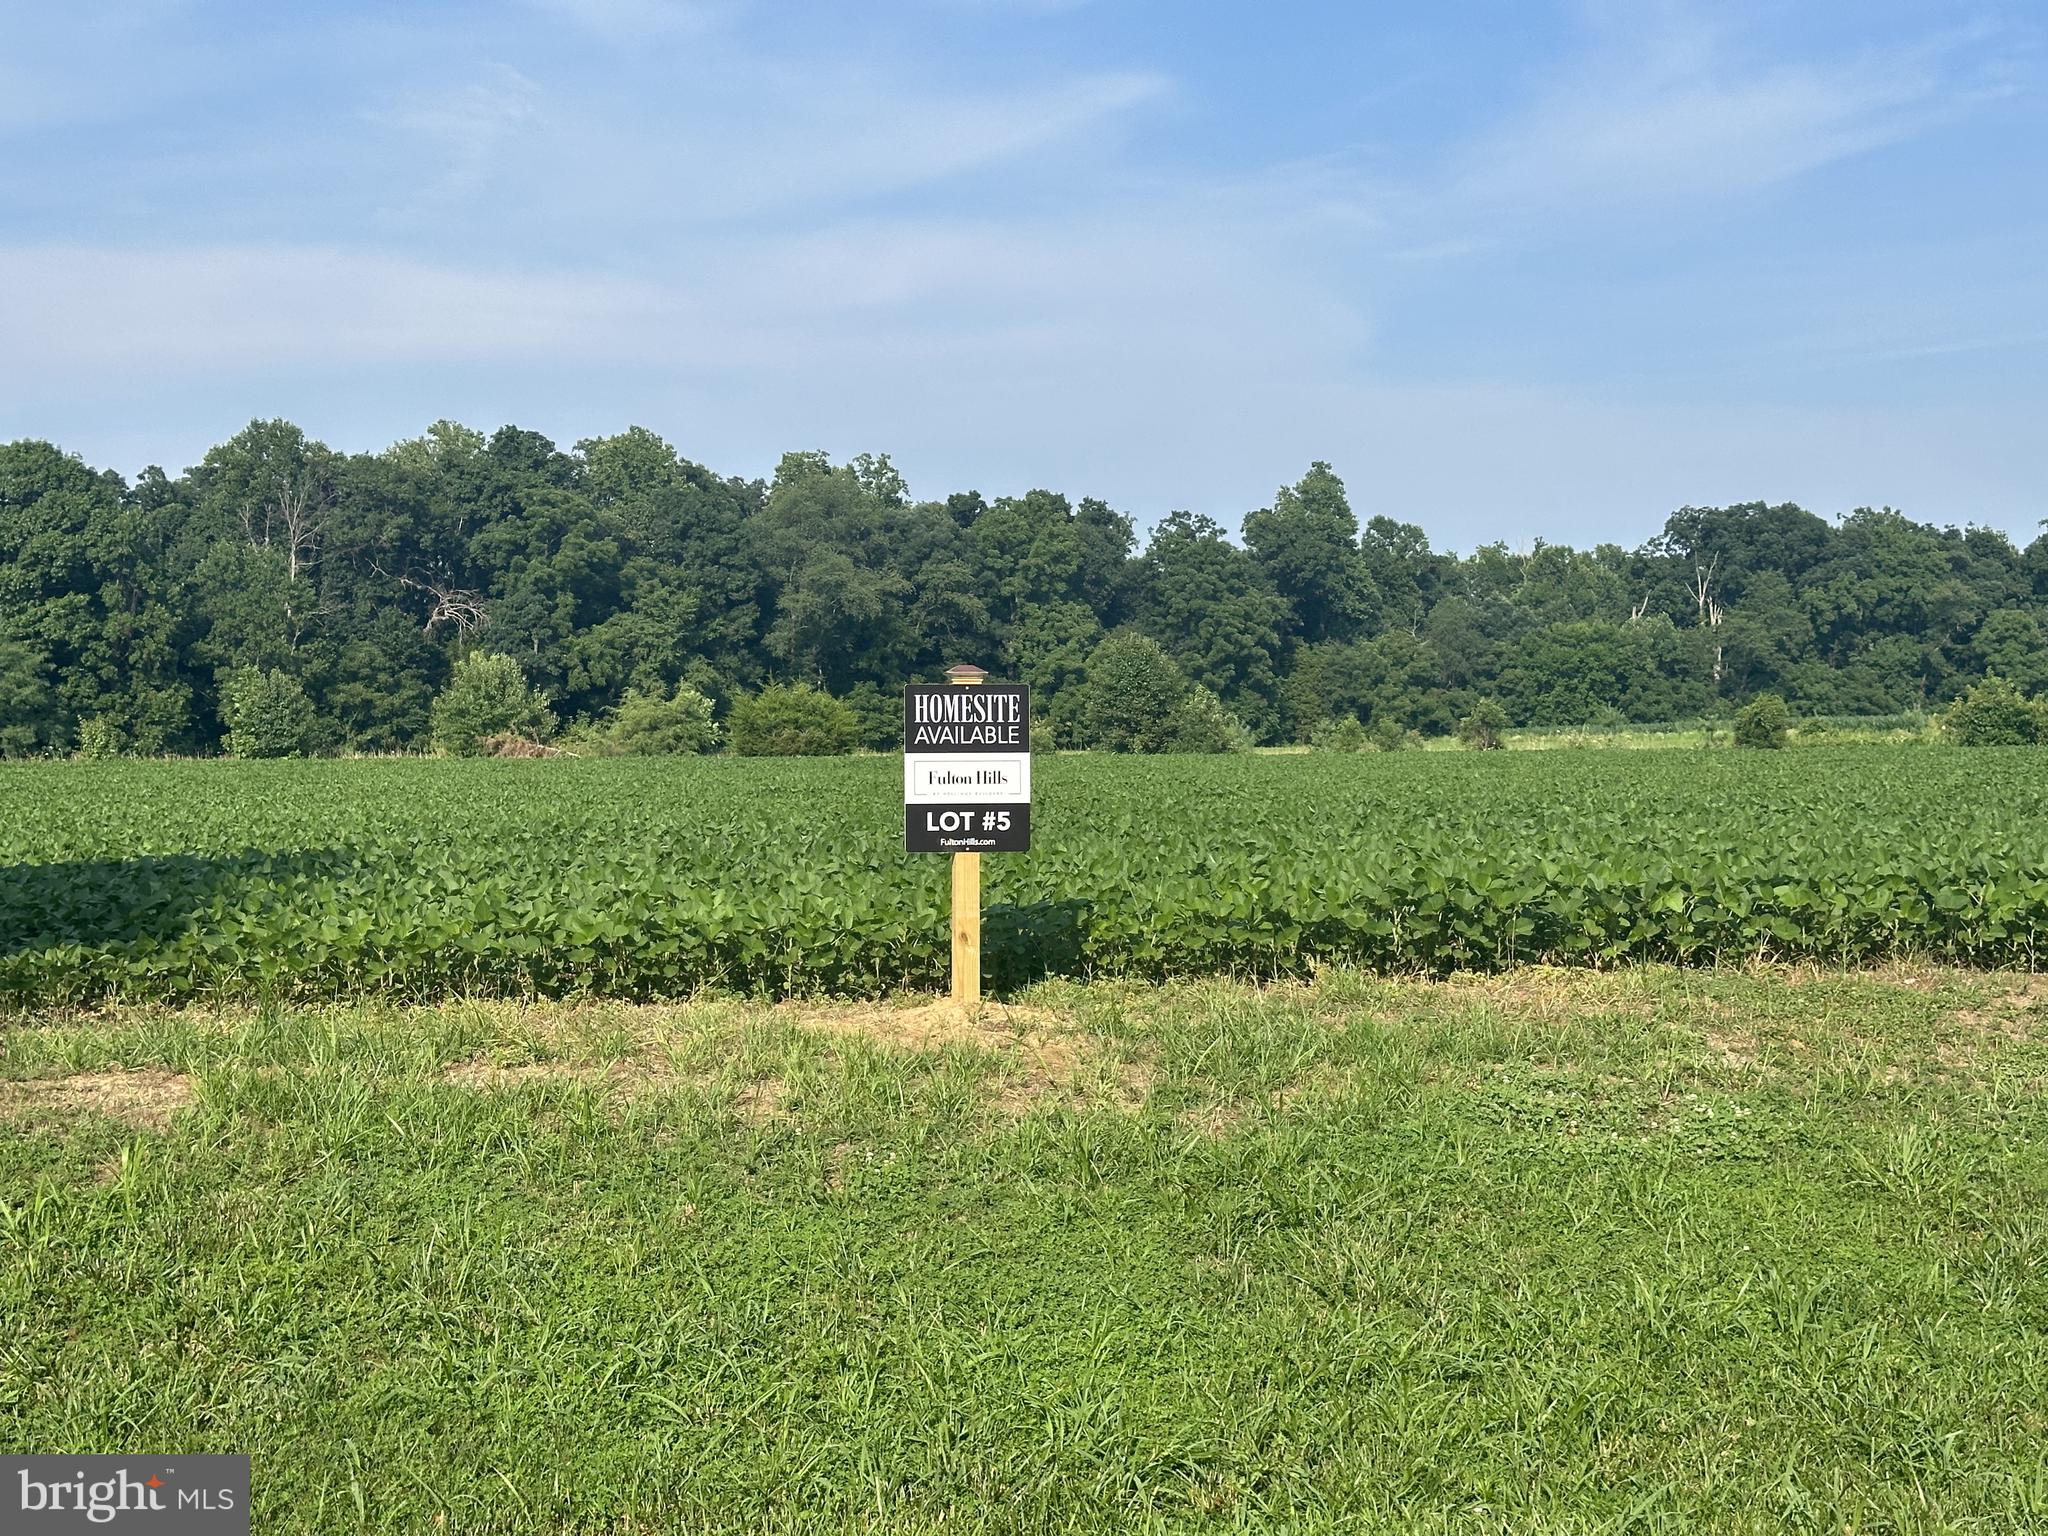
0, 246, 682, 375
341, 34, 1167, 234
706, 68, 1167, 214
0, 161, 1361, 383
1434, 9, 2017, 225
367, 65, 541, 201
495, 65, 1170, 227
0, 0, 220, 134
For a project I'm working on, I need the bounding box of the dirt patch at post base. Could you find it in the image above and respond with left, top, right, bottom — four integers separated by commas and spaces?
0, 1069, 196, 1131
773, 999, 1151, 1118
437, 998, 1151, 1120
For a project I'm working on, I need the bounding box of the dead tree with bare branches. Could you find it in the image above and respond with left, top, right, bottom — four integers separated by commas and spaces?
374, 563, 490, 638
1689, 557, 1726, 687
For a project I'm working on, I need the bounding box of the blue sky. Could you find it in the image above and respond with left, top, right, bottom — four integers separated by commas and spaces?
1, 0, 2042, 550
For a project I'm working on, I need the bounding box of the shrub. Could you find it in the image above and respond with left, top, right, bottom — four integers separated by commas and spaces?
1458, 697, 1509, 751
605, 683, 721, 756
1734, 693, 1791, 750
1368, 718, 1413, 753
430, 653, 555, 757
1162, 686, 1252, 753
121, 685, 192, 757
1310, 715, 1372, 753
1075, 633, 1189, 752
73, 717, 124, 760
1944, 676, 2044, 746
220, 667, 318, 758
729, 684, 859, 756
841, 682, 902, 752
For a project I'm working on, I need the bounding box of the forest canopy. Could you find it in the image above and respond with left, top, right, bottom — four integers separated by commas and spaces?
3, 420, 2045, 755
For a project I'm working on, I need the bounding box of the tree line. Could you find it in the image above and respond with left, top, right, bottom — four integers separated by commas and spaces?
3, 418, 2046, 756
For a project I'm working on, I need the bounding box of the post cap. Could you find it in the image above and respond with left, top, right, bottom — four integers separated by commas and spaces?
943, 664, 989, 683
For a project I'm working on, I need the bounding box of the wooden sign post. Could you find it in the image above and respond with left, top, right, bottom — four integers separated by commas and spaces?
950, 840, 981, 1007
947, 664, 984, 1010
904, 665, 1031, 1014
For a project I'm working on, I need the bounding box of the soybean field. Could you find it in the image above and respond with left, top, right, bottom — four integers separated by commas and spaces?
4, 747, 2046, 1009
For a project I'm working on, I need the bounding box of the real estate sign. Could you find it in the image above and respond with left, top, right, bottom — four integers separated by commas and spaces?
903, 682, 1031, 852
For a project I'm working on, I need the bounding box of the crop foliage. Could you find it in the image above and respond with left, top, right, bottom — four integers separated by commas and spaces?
5, 748, 2048, 1007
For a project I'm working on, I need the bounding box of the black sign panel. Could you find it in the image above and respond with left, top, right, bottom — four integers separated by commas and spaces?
903, 684, 1030, 753
905, 803, 1031, 852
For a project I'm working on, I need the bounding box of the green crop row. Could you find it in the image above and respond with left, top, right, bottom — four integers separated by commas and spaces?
3, 748, 2046, 1008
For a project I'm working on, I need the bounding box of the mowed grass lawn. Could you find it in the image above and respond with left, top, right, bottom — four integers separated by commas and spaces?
3, 968, 2046, 1534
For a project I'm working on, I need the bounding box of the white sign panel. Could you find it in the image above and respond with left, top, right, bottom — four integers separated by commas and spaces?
904, 754, 1031, 804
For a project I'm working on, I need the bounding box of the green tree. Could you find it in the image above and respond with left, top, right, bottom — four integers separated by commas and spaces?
1422, 595, 1506, 692
1834, 634, 1930, 714
1734, 693, 1791, 749
1367, 718, 1412, 752
73, 716, 124, 759
577, 426, 762, 675
430, 653, 555, 756
840, 682, 902, 752
321, 620, 439, 753
0, 440, 140, 749
1309, 715, 1372, 753
1243, 461, 1367, 644
728, 684, 860, 756
1162, 685, 1253, 753
604, 683, 720, 755
0, 638, 61, 755
11, 419, 2048, 753
1719, 571, 1815, 697
969, 489, 1131, 632
1005, 600, 1101, 742
219, 666, 318, 757
748, 452, 940, 692
1801, 509, 1982, 677
908, 557, 995, 673
1134, 511, 1285, 735
1972, 609, 2048, 696
189, 538, 298, 679
1458, 697, 1508, 750
1074, 632, 1189, 752
188, 420, 338, 667
1513, 541, 1629, 628
1310, 631, 1455, 736
1358, 515, 1438, 634
1497, 619, 1711, 726
466, 483, 628, 717
1944, 676, 2043, 746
